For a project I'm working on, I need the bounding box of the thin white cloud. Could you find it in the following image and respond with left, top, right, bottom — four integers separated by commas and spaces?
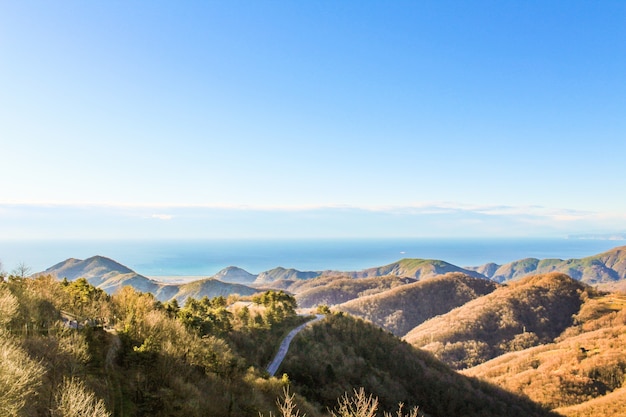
151, 214, 174, 220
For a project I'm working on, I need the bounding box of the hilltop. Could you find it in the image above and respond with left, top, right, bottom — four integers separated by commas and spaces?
466, 245, 626, 285
342, 258, 486, 280
336, 273, 499, 336
38, 246, 626, 304
403, 272, 591, 369
42, 256, 259, 302
293, 275, 416, 309
462, 292, 626, 415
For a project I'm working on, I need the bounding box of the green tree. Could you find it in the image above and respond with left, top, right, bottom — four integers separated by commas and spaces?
61, 277, 110, 322
178, 296, 233, 336
252, 291, 298, 325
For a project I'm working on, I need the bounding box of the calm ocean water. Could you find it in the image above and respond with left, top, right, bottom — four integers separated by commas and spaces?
1, 238, 625, 278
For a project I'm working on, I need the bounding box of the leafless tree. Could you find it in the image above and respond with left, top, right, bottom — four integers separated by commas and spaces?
12, 262, 32, 279
52, 377, 111, 417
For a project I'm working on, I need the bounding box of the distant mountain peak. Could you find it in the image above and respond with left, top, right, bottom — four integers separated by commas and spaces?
213, 266, 257, 284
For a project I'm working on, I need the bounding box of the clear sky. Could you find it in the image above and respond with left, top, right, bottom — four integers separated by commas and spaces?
1, 1, 625, 239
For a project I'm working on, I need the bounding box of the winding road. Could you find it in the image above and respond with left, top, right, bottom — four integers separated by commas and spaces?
266, 314, 325, 376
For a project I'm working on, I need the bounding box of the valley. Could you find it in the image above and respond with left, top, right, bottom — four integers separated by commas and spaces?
2, 245, 626, 416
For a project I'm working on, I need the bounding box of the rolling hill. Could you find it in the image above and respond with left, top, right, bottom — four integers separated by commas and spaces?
462, 292, 626, 416
336, 273, 499, 336
42, 256, 161, 293
467, 245, 626, 284
342, 258, 486, 280
255, 267, 322, 284
281, 312, 560, 417
293, 275, 417, 308
403, 272, 592, 369
40, 246, 626, 305
213, 266, 257, 284
41, 256, 259, 302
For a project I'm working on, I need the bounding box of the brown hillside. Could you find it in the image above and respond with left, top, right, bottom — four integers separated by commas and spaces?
403, 273, 591, 369
463, 293, 626, 415
282, 313, 560, 417
555, 386, 626, 417
336, 273, 498, 336
294, 275, 416, 308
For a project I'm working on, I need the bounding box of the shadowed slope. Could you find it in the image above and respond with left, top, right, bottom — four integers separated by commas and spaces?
282, 313, 560, 417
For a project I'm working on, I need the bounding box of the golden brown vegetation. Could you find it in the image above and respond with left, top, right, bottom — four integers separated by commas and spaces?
293, 275, 416, 308
6, 267, 624, 416
0, 274, 310, 416
463, 292, 626, 416
336, 273, 498, 336
404, 273, 591, 369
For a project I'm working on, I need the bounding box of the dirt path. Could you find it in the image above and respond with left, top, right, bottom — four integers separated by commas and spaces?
266, 315, 324, 376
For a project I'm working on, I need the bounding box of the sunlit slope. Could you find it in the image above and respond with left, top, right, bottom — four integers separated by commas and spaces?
336, 273, 498, 336
463, 293, 626, 415
42, 256, 259, 301
294, 275, 416, 308
468, 246, 626, 284
403, 273, 591, 369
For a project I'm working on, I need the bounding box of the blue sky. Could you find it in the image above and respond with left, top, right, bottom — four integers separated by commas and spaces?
1, 1, 625, 239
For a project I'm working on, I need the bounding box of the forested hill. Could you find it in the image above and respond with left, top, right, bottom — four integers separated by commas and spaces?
38, 245, 626, 303
41, 256, 259, 302
335, 273, 499, 336
465, 245, 626, 285
1, 273, 563, 417
403, 272, 591, 369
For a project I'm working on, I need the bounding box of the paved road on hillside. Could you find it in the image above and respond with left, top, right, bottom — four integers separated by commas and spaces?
266, 315, 325, 376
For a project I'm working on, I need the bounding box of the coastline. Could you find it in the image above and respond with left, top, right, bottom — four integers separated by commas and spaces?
147, 276, 209, 284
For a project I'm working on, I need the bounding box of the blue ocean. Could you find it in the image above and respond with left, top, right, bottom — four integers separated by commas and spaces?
1, 238, 625, 280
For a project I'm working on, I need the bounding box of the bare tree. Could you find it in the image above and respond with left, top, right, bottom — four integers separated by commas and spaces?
12, 262, 32, 279
331, 388, 378, 417
260, 387, 305, 417
0, 286, 18, 326
52, 377, 111, 417
331, 388, 420, 417
0, 336, 45, 416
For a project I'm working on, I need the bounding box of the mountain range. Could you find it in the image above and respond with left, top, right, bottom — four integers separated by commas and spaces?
32, 245, 626, 416
41, 256, 258, 302
40, 246, 626, 301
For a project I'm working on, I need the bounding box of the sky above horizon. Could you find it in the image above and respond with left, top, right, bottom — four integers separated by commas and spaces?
1, 1, 626, 239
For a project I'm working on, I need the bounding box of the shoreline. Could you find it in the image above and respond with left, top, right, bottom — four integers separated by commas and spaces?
147, 275, 208, 284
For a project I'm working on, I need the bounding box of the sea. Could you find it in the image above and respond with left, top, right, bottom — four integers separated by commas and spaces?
1, 238, 625, 282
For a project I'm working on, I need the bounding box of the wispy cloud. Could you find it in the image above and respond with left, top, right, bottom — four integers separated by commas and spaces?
1, 201, 625, 240
151, 214, 174, 220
